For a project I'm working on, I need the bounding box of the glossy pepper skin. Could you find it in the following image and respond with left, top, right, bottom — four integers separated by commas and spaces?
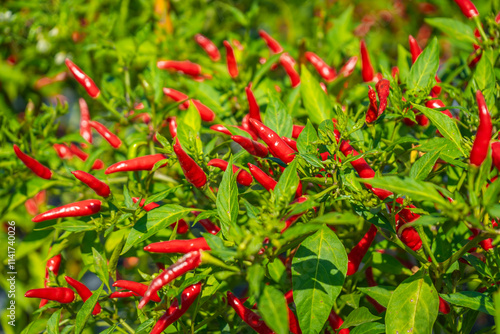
328, 310, 349, 334
292, 125, 305, 138
248, 163, 277, 191
408, 35, 422, 63
139, 250, 203, 309
14, 145, 52, 180
282, 137, 298, 152
132, 197, 160, 211
425, 99, 453, 118
79, 98, 92, 143
72, 171, 110, 197
491, 142, 500, 171
360, 40, 375, 82
163, 88, 190, 109
305, 51, 336, 82
89, 121, 122, 148
339, 56, 358, 78
192, 99, 216, 122
150, 283, 202, 334
347, 224, 377, 275
167, 117, 178, 138
109, 290, 139, 298
105, 154, 167, 174
144, 237, 211, 253
376, 79, 390, 116
454, 0, 479, 18
249, 118, 295, 163
32, 199, 102, 223
258, 30, 283, 53
53, 143, 73, 159
231, 135, 269, 158
64, 276, 101, 315
112, 280, 161, 302
157, 60, 202, 77
223, 41, 238, 78
40, 254, 62, 307
65, 59, 100, 98
226, 292, 274, 334
25, 287, 75, 304
365, 86, 379, 123
246, 83, 262, 122
470, 91, 492, 167
280, 53, 301, 87
173, 138, 207, 188
208, 158, 253, 186
193, 211, 221, 235
194, 34, 221, 61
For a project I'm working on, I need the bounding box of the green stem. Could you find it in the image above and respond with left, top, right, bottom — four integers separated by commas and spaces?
417, 225, 439, 270
473, 16, 489, 45
439, 233, 486, 272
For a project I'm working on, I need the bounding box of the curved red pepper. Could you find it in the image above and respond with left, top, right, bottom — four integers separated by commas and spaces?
246, 83, 262, 122
157, 60, 202, 77
249, 118, 295, 163
227, 292, 274, 334
192, 99, 216, 122
208, 158, 253, 186
248, 163, 277, 191
79, 98, 93, 144
408, 35, 422, 63
192, 211, 220, 235
305, 52, 336, 82
292, 125, 305, 139
365, 86, 379, 123
32, 199, 102, 223
258, 30, 283, 54
112, 280, 161, 302
105, 154, 167, 174
25, 287, 75, 304
109, 289, 140, 298
40, 254, 62, 307
64, 276, 101, 315
167, 116, 178, 138
339, 56, 358, 78
163, 88, 190, 110
328, 310, 349, 334
53, 144, 73, 159
492, 142, 500, 171
279, 53, 300, 88
231, 135, 269, 158
65, 59, 100, 98
454, 0, 479, 18
89, 121, 122, 148
194, 34, 221, 61
173, 138, 207, 188
14, 145, 52, 180
72, 170, 111, 197
223, 41, 238, 78
470, 91, 492, 167
439, 296, 451, 314
425, 99, 453, 118
132, 197, 160, 211
360, 40, 375, 82
376, 79, 390, 116
347, 224, 377, 275
144, 237, 210, 253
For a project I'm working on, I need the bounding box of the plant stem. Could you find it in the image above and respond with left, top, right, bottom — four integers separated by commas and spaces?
439, 233, 486, 272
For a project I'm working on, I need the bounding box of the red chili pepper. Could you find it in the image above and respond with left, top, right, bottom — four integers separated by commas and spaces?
105, 154, 167, 174
439, 296, 451, 314
173, 138, 207, 188
282, 137, 298, 152
305, 52, 336, 82
227, 292, 274, 334
223, 40, 239, 78
408, 35, 422, 63
249, 119, 295, 163
208, 158, 253, 186
157, 60, 202, 77
109, 289, 140, 298
112, 280, 161, 302
211, 124, 232, 136
292, 125, 304, 139
150, 283, 202, 334
347, 224, 377, 275
65, 59, 100, 98
376, 79, 390, 116
232, 136, 268, 159
40, 254, 62, 307
139, 250, 203, 309
454, 0, 479, 18
470, 91, 492, 167
130, 199, 189, 233
360, 40, 375, 82
144, 237, 211, 254
32, 199, 102, 223
258, 30, 283, 54
282, 196, 308, 232
64, 276, 101, 315
132, 197, 160, 211
339, 56, 358, 78
167, 116, 178, 138
328, 310, 349, 334
364, 267, 386, 313
248, 163, 277, 191
89, 121, 122, 148
425, 99, 453, 118
287, 305, 302, 334
25, 287, 75, 304
163, 88, 190, 110
246, 83, 262, 122
279, 53, 301, 88
78, 98, 93, 144
241, 115, 259, 139
72, 171, 111, 197
14, 145, 52, 180
194, 34, 221, 61
53, 143, 73, 159
365, 86, 379, 123
69, 143, 88, 161
192, 99, 216, 122
92, 159, 104, 170
392, 199, 423, 251
492, 142, 500, 171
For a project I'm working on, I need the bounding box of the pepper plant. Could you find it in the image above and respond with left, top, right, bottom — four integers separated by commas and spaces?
2, 0, 500, 333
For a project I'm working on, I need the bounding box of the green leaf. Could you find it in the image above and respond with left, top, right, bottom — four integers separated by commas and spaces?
258, 285, 289, 334
425, 18, 477, 44
268, 259, 287, 285
350, 322, 386, 334
99, 325, 117, 334
144, 185, 182, 205
122, 205, 192, 254
409, 149, 441, 180
177, 102, 201, 153
216, 156, 241, 241
440, 291, 495, 315
309, 212, 361, 225
75, 284, 103, 334
292, 226, 348, 333
358, 286, 396, 308
201, 232, 237, 261
92, 248, 110, 290
339, 307, 381, 329
300, 66, 332, 124
494, 292, 500, 334
408, 37, 439, 92
385, 271, 439, 334
265, 90, 293, 138
297, 120, 319, 155
46, 309, 61, 334
52, 221, 95, 232
247, 264, 265, 299
413, 104, 464, 155
483, 172, 500, 208
274, 159, 299, 207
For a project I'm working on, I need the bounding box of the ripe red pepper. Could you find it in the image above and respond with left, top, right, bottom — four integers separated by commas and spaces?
192, 99, 216, 122
231, 136, 269, 158
227, 292, 274, 334
14, 144, 52, 180
305, 52, 336, 82
132, 197, 160, 211
194, 34, 221, 61
167, 116, 178, 138
279, 53, 301, 88
53, 143, 73, 159
248, 163, 277, 191
365, 86, 379, 123
470, 91, 492, 167
282, 196, 308, 232
246, 83, 262, 122
439, 296, 451, 314
425, 99, 453, 118
328, 310, 349, 334
339, 56, 358, 78
173, 138, 207, 188
105, 154, 167, 174
454, 0, 479, 18
292, 125, 305, 138
64, 276, 101, 315
360, 40, 375, 82
223, 41, 239, 78
25, 287, 75, 304
163, 88, 190, 110
112, 280, 161, 302
69, 143, 88, 161
32, 199, 102, 223
211, 124, 232, 136
79, 98, 93, 144
364, 267, 386, 313
249, 119, 296, 163
392, 199, 423, 251
157, 60, 202, 77
40, 254, 62, 307
258, 30, 283, 54
72, 171, 110, 197
408, 35, 422, 63
144, 237, 211, 253
376, 79, 390, 116
347, 224, 377, 275
65, 59, 100, 98
150, 283, 202, 334
139, 250, 203, 308
89, 121, 122, 148
208, 158, 253, 186
109, 289, 140, 298
282, 137, 298, 152
492, 142, 500, 171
